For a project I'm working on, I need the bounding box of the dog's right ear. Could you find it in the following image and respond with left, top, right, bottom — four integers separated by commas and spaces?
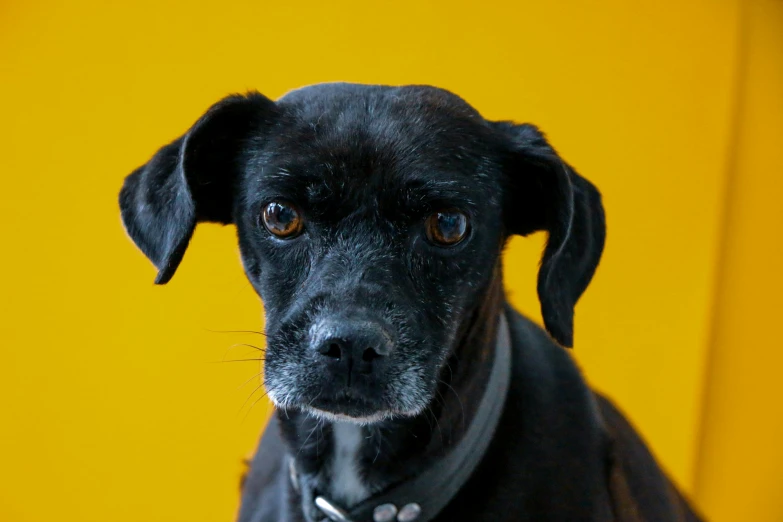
119, 92, 276, 284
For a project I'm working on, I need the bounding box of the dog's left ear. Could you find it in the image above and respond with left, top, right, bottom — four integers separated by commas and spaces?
119, 92, 276, 284
494, 122, 606, 347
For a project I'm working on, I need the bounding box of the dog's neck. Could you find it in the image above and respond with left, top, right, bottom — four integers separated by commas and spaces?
279, 270, 505, 519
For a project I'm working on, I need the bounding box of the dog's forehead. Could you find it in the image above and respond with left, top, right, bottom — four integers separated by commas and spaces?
275, 83, 488, 156
254, 83, 498, 199
276, 82, 482, 121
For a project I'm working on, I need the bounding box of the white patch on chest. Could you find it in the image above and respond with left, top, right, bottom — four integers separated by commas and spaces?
328, 422, 370, 507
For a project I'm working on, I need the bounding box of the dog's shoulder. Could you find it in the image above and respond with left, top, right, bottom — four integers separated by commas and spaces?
504, 305, 595, 409
498, 308, 702, 521
237, 415, 297, 522
435, 307, 616, 519
504, 304, 608, 454
595, 393, 703, 521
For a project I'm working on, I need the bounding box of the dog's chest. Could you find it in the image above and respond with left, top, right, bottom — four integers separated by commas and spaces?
326, 422, 371, 507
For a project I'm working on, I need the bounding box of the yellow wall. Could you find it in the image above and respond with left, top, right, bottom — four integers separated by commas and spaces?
693, 1, 783, 520
0, 1, 777, 521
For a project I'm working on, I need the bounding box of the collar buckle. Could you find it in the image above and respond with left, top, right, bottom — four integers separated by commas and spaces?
315, 496, 352, 522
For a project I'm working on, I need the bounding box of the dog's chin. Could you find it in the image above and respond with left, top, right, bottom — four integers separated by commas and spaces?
302, 406, 396, 426
302, 394, 412, 426
266, 370, 436, 425
269, 389, 425, 426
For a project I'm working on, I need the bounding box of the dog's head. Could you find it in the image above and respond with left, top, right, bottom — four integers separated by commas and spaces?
120, 83, 604, 424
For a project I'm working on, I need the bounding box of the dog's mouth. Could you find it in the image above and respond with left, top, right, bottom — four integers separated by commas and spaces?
301, 389, 396, 425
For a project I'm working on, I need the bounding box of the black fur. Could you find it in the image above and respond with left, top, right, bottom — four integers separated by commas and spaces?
119, 83, 699, 521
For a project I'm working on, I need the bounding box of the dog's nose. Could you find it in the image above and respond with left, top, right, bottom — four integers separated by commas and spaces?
310, 319, 392, 378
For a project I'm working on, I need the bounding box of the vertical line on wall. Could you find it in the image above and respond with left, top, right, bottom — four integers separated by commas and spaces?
690, 0, 750, 499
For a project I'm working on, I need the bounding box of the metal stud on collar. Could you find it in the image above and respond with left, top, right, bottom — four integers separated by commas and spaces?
397, 503, 422, 521
372, 503, 398, 522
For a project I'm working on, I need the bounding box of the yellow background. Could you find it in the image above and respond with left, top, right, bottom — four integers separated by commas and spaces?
1, 1, 780, 521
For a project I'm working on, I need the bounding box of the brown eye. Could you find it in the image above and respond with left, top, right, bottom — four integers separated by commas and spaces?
425, 210, 470, 246
261, 201, 304, 238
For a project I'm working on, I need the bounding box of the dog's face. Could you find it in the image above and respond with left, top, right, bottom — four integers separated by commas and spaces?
235, 86, 507, 422
119, 83, 605, 424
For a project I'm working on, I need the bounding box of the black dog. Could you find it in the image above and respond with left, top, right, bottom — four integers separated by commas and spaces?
119, 83, 701, 521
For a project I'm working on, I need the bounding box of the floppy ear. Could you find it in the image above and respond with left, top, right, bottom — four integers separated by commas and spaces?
119, 92, 276, 284
495, 122, 606, 347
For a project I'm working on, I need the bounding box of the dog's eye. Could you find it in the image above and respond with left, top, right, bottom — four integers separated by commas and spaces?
261, 201, 304, 238
425, 210, 469, 247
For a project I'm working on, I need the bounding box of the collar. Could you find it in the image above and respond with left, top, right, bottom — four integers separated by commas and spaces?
292, 311, 512, 522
